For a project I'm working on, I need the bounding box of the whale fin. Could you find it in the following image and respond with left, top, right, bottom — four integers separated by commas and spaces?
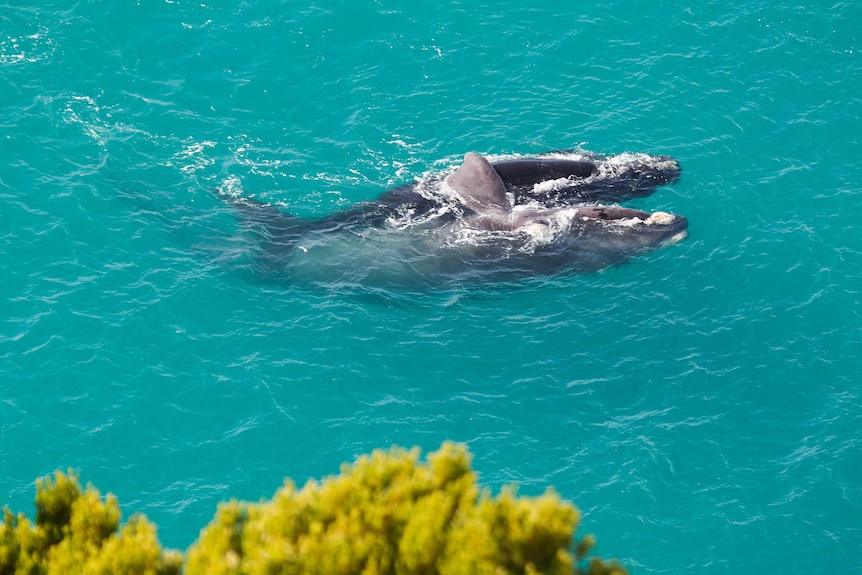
445, 152, 511, 215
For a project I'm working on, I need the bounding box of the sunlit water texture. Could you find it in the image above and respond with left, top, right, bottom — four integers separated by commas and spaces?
1, 1, 860, 572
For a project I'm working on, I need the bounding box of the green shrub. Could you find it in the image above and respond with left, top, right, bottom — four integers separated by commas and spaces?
0, 470, 181, 575
1, 444, 626, 575
185, 443, 625, 575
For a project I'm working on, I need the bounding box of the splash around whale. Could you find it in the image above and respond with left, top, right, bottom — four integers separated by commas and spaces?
219, 150, 688, 288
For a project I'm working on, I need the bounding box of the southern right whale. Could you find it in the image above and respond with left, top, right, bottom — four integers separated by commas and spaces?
490, 149, 682, 205
220, 150, 687, 287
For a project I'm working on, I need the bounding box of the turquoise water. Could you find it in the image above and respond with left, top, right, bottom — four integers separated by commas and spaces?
2, 0, 860, 572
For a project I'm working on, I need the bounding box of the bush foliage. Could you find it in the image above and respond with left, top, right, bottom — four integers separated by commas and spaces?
1, 443, 625, 575
0, 471, 181, 575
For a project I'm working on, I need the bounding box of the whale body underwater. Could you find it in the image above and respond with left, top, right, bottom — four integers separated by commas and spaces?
220, 150, 688, 287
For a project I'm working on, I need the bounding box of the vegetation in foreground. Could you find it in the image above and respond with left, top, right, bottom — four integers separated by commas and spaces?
1, 442, 625, 575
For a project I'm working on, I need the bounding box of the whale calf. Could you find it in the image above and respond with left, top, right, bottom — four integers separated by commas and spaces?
220, 150, 687, 287
493, 151, 681, 205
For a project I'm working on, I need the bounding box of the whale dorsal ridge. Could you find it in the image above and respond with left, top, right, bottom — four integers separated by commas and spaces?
445, 152, 511, 215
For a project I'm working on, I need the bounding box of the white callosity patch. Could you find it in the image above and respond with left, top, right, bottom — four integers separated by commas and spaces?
614, 216, 646, 227
612, 212, 676, 228
667, 231, 688, 244
645, 211, 675, 225
615, 211, 688, 245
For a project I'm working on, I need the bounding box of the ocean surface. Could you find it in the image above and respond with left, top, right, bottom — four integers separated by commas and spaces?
2, 0, 860, 572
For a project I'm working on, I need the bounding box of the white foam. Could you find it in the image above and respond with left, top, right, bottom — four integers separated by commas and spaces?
532, 177, 578, 194
519, 222, 554, 245
513, 206, 580, 247
219, 175, 244, 197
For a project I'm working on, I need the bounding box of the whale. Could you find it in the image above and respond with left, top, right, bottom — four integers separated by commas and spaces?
366, 149, 682, 220
490, 150, 682, 206
220, 151, 687, 287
